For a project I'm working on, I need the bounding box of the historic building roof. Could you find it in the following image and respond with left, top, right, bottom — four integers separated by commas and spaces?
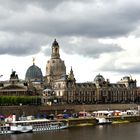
76, 83, 96, 88
25, 58, 43, 82
94, 74, 105, 83
1, 84, 26, 90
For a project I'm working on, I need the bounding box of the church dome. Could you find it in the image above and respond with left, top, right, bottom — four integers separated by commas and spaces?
46, 59, 66, 78
94, 74, 105, 83
25, 64, 43, 82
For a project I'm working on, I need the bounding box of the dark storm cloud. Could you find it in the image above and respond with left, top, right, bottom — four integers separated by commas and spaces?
0, 33, 48, 56
0, 0, 140, 56
0, 0, 140, 38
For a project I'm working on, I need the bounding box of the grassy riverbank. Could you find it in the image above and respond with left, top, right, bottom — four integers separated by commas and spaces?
112, 120, 130, 124
60, 115, 140, 127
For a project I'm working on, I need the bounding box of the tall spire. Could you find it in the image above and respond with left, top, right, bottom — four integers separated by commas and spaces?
70, 66, 73, 75
68, 66, 75, 80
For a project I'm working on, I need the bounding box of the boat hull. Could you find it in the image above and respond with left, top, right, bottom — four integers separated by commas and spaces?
96, 118, 112, 125
97, 121, 112, 125
10, 125, 33, 134
33, 124, 68, 132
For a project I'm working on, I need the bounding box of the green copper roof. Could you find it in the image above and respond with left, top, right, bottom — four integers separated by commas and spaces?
25, 64, 43, 82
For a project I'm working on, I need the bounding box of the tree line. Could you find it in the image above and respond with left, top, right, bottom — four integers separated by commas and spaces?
0, 96, 41, 105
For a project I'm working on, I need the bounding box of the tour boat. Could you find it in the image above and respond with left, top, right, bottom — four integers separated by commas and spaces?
14, 118, 69, 132
96, 117, 112, 125
1, 115, 68, 134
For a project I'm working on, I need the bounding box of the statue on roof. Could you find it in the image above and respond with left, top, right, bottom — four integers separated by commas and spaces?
33, 57, 35, 65
10, 71, 18, 79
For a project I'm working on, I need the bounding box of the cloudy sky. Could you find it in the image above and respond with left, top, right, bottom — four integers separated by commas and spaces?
0, 0, 140, 85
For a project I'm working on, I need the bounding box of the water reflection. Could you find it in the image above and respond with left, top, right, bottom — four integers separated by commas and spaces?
1, 123, 140, 140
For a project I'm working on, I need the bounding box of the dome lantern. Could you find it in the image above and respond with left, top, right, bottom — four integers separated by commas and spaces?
94, 74, 105, 83
51, 39, 60, 59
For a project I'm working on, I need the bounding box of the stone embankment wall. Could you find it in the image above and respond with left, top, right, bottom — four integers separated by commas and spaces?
0, 104, 138, 116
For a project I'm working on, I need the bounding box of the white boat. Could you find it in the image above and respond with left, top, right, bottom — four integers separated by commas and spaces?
96, 117, 112, 125
0, 115, 68, 134
14, 118, 69, 132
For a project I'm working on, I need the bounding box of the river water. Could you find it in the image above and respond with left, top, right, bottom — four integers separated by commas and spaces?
1, 122, 140, 140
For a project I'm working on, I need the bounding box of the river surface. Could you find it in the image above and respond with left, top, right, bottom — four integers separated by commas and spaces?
1, 122, 140, 140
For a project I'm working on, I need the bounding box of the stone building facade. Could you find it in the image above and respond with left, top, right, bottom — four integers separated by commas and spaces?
0, 71, 28, 96
73, 74, 137, 104
42, 40, 139, 105
0, 39, 138, 105
0, 70, 42, 105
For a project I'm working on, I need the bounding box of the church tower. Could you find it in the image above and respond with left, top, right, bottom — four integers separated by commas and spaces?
51, 39, 60, 59
46, 39, 66, 85
68, 67, 75, 81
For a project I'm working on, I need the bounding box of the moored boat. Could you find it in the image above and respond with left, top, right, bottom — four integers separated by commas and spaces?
96, 117, 112, 125
0, 115, 68, 135
14, 118, 68, 132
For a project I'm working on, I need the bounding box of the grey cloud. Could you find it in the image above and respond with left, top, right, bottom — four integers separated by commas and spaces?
100, 60, 140, 74
119, 67, 140, 74
42, 46, 51, 57
0, 0, 140, 38
0, 33, 48, 56
59, 38, 123, 58
0, 0, 139, 57
41, 38, 123, 59
0, 0, 89, 10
